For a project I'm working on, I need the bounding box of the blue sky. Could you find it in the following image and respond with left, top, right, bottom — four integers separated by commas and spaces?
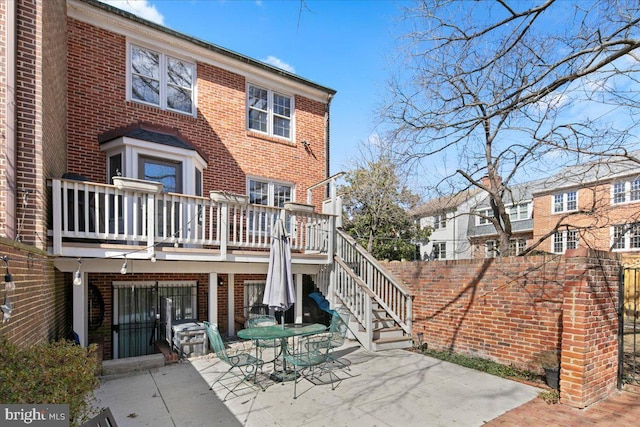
100, 0, 409, 176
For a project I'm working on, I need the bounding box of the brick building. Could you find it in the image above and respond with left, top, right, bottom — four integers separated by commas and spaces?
0, 0, 342, 359
414, 156, 640, 262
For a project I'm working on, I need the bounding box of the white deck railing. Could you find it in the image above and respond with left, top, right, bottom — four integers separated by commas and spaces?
51, 178, 334, 258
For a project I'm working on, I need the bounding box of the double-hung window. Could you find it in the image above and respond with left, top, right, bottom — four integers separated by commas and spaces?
248, 178, 293, 233
433, 214, 446, 230
476, 208, 493, 225
612, 223, 640, 250
129, 44, 195, 115
553, 191, 577, 213
552, 230, 578, 253
507, 202, 531, 221
432, 242, 447, 259
612, 178, 640, 204
247, 84, 293, 139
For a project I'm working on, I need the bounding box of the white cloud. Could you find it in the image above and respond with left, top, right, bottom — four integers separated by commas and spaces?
263, 56, 295, 73
99, 0, 164, 25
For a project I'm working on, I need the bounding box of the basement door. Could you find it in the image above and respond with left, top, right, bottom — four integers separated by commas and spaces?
113, 280, 198, 359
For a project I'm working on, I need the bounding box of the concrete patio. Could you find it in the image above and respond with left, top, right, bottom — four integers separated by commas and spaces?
93, 343, 540, 426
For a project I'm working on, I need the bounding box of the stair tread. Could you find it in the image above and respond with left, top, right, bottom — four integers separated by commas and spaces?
373, 326, 402, 332
373, 336, 412, 344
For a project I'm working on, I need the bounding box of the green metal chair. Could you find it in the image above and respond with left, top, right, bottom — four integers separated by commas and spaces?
283, 333, 341, 399
325, 307, 351, 370
246, 314, 280, 371
203, 321, 264, 401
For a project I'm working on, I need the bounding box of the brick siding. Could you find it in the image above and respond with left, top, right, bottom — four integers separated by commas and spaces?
383, 249, 621, 408
66, 18, 329, 208
0, 239, 71, 348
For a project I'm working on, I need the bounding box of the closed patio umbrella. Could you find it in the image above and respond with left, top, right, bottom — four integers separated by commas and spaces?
262, 218, 295, 327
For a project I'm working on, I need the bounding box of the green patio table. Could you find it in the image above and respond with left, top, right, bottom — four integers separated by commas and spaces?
238, 323, 327, 382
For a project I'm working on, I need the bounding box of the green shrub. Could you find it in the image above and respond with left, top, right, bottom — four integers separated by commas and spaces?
0, 337, 100, 426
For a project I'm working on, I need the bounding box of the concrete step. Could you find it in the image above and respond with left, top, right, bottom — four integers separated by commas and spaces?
101, 353, 165, 376
371, 336, 413, 352
373, 326, 405, 340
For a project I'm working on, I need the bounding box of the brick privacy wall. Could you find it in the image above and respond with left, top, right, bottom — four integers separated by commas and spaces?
383, 256, 566, 370
383, 250, 622, 408
0, 239, 71, 348
66, 18, 329, 209
561, 247, 620, 408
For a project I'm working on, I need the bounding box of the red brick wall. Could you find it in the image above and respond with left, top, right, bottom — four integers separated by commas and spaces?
0, 239, 71, 347
66, 17, 329, 209
383, 249, 622, 408
561, 247, 620, 408
384, 256, 566, 370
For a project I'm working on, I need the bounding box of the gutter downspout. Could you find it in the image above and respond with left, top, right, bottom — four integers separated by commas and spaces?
325, 93, 333, 199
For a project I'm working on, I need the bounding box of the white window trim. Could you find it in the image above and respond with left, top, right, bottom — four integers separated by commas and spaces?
506, 201, 532, 221
246, 82, 295, 141
433, 242, 447, 260
476, 208, 494, 225
126, 41, 197, 117
551, 230, 578, 254
246, 176, 296, 205
244, 280, 267, 318
611, 223, 640, 251
611, 178, 640, 205
552, 191, 578, 214
101, 136, 207, 196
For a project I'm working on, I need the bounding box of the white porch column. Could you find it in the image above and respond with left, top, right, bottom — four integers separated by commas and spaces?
73, 273, 88, 346
295, 273, 303, 323
227, 273, 235, 336
208, 273, 218, 326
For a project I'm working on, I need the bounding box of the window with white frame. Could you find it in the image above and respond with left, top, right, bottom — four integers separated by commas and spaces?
247, 84, 293, 139
485, 240, 499, 258
103, 139, 205, 196
552, 230, 578, 253
485, 238, 526, 257
612, 178, 640, 204
507, 202, 531, 221
553, 191, 577, 213
433, 213, 447, 230
244, 280, 267, 317
612, 223, 640, 250
129, 44, 195, 115
476, 208, 494, 225
433, 242, 447, 259
248, 178, 293, 233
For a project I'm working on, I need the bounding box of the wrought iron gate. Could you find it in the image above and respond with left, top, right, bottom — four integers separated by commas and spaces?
621, 267, 640, 386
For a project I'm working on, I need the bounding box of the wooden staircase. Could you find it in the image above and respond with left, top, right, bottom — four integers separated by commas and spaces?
318, 230, 413, 351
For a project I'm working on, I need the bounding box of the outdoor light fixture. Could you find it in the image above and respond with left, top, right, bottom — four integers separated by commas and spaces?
2, 256, 14, 292
120, 259, 128, 275
73, 259, 82, 286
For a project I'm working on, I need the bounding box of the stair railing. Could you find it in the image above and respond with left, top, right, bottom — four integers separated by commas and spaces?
335, 229, 413, 336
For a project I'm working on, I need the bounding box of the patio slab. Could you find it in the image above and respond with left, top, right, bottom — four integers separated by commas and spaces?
92, 342, 540, 426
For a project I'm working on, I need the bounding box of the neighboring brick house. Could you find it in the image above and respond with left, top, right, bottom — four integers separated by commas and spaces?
532, 156, 640, 262
1, 0, 339, 359
414, 156, 640, 261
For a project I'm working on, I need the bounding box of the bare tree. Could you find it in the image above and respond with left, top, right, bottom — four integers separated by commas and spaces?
382, 0, 640, 254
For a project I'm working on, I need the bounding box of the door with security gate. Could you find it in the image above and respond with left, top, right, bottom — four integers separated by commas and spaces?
113, 280, 198, 359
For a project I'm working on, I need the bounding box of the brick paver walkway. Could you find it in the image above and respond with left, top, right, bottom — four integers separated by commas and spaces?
485, 387, 640, 426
